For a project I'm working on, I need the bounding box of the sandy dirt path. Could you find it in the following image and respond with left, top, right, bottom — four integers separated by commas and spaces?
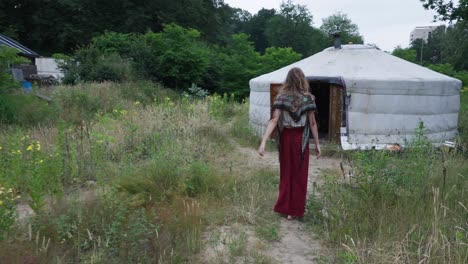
236, 145, 342, 263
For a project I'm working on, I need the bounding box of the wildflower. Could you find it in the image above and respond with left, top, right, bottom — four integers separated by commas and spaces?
120, 110, 127, 115
0, 200, 3, 206
36, 141, 41, 151
7, 188, 12, 193
135, 101, 141, 106
0, 146, 2, 150
27, 145, 34, 151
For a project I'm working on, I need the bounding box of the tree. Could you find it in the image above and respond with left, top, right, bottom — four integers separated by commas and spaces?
0, 0, 235, 55
214, 33, 261, 96
392, 46, 418, 63
420, 0, 468, 21
0, 46, 27, 94
244, 8, 277, 52
143, 24, 211, 89
320, 12, 364, 45
265, 1, 327, 56
259, 47, 302, 73
442, 21, 468, 70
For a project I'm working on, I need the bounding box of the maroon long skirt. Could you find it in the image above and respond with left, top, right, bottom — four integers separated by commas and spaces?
274, 127, 310, 217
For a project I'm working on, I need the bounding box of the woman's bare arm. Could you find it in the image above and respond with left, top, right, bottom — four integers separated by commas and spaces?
308, 111, 321, 158
258, 109, 280, 156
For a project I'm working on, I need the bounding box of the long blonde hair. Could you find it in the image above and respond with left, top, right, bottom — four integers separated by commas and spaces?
280, 67, 310, 95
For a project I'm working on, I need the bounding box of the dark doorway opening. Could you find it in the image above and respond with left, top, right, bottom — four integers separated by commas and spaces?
269, 79, 343, 143
309, 82, 330, 139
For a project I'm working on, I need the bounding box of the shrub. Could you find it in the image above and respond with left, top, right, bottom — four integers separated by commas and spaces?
183, 162, 219, 197
91, 31, 135, 56
0, 94, 56, 125
53, 83, 124, 124
142, 24, 211, 89
60, 45, 134, 85
0, 46, 27, 94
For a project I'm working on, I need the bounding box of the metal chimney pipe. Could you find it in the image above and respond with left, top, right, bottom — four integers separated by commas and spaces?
332, 31, 342, 49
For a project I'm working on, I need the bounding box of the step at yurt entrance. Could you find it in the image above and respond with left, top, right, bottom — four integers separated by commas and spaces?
270, 79, 344, 143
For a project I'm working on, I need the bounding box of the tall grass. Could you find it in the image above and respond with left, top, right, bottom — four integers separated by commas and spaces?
0, 82, 280, 263
307, 122, 468, 263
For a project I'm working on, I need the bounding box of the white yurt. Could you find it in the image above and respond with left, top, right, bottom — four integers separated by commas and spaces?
249, 44, 462, 150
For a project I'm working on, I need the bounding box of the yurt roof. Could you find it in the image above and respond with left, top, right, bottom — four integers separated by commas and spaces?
250, 44, 461, 96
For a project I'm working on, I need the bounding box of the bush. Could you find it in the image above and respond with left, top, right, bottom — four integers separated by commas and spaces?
0, 94, 56, 125
183, 162, 219, 197
142, 24, 211, 89
91, 31, 135, 56
53, 83, 124, 124
60, 45, 134, 85
0, 46, 27, 94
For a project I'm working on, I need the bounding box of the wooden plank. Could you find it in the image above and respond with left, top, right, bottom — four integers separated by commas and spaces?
270, 83, 283, 140
328, 85, 342, 142
270, 83, 283, 118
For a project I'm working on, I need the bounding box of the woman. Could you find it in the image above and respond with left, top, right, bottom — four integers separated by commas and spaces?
258, 67, 321, 220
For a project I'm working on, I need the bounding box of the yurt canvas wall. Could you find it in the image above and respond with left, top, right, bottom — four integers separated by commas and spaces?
249, 45, 462, 150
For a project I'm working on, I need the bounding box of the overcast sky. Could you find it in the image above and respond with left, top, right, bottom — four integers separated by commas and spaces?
224, 0, 453, 52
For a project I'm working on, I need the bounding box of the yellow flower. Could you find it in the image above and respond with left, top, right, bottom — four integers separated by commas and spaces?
27, 145, 34, 151
0, 200, 3, 206
36, 141, 41, 151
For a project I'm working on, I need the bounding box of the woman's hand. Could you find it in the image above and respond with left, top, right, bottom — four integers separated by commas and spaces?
258, 142, 266, 157
315, 145, 321, 159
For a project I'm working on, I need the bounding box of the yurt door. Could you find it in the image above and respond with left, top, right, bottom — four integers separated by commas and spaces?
328, 85, 342, 142
270, 83, 283, 118
309, 82, 343, 143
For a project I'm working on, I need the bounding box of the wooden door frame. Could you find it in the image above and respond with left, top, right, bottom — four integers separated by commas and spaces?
270, 81, 345, 143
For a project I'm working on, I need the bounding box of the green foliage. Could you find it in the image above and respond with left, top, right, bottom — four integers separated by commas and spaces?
320, 12, 364, 45
392, 46, 418, 63
214, 33, 261, 96
306, 123, 468, 262
91, 31, 135, 55
260, 47, 302, 73
53, 83, 120, 124
0, 81, 287, 261
60, 45, 133, 84
264, 1, 327, 56
0, 185, 19, 240
406, 22, 468, 71
243, 8, 277, 52
421, 0, 468, 21
0, 46, 26, 94
427, 63, 468, 86
207, 93, 237, 120
458, 89, 468, 146
183, 162, 219, 197
0, 94, 56, 125
442, 21, 468, 71
183, 83, 209, 99
140, 24, 211, 89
